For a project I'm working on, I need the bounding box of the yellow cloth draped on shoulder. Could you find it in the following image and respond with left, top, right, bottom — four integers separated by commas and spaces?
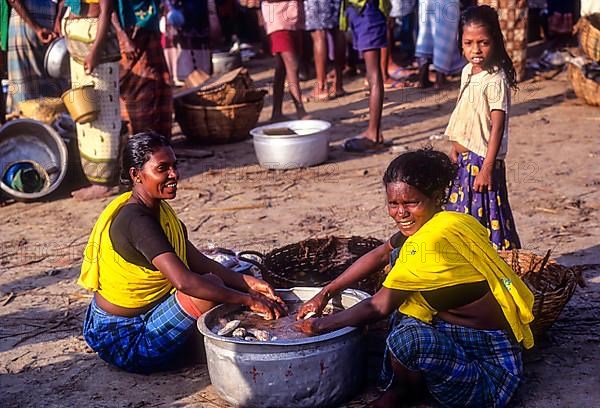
78, 192, 188, 308
383, 211, 535, 349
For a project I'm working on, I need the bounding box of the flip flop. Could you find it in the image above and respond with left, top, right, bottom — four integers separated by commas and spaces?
384, 79, 410, 90
387, 67, 416, 80
343, 137, 387, 154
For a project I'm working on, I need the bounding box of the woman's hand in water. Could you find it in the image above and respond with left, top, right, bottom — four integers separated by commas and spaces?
246, 293, 285, 320
296, 291, 328, 320
293, 316, 323, 336
244, 275, 288, 316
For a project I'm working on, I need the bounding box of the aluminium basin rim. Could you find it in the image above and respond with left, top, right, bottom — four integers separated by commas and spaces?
251, 120, 332, 139
197, 287, 369, 346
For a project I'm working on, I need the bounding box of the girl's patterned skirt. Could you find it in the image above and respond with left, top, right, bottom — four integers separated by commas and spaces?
444, 151, 521, 250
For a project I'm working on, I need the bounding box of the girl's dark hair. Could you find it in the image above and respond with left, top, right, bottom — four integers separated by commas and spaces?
383, 148, 457, 202
459, 5, 518, 90
120, 131, 172, 187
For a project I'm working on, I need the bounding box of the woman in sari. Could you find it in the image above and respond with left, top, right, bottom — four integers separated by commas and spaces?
5, 0, 66, 110
79, 131, 286, 373
296, 148, 534, 407
62, 0, 123, 200
112, 0, 173, 139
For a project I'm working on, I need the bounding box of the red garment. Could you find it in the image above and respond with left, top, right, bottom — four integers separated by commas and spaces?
269, 30, 300, 55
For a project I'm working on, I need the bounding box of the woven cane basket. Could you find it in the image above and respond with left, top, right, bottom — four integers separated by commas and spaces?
174, 98, 264, 144
575, 13, 600, 62
567, 63, 600, 106
497, 250, 580, 336
182, 67, 255, 106
239, 236, 385, 295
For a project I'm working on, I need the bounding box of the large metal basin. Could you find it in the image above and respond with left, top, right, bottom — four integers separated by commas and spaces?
250, 120, 331, 170
0, 119, 68, 200
197, 287, 369, 408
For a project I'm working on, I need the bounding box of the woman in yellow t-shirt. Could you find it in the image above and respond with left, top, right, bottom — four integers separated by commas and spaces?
296, 148, 534, 407
79, 131, 287, 373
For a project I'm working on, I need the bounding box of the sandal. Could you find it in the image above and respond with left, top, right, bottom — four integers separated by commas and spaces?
343, 136, 387, 153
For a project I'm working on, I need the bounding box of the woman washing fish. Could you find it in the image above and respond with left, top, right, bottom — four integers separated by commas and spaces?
296, 149, 535, 407
78, 131, 287, 373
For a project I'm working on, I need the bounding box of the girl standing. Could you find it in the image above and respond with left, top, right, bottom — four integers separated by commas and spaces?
444, 5, 521, 250
261, 0, 309, 121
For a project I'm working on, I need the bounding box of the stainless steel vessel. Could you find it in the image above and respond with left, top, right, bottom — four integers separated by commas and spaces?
250, 120, 331, 170
0, 119, 68, 200
197, 287, 369, 408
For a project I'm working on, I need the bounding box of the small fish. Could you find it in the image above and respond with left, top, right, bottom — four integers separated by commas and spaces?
303, 311, 317, 320
232, 327, 247, 338
247, 328, 270, 341
217, 319, 241, 336
244, 336, 256, 341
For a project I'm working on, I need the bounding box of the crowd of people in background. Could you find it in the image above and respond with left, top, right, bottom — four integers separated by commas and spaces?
0, 0, 590, 197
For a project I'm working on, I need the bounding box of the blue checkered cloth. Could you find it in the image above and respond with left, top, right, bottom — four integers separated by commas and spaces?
83, 294, 196, 373
380, 313, 523, 407
414, 0, 465, 74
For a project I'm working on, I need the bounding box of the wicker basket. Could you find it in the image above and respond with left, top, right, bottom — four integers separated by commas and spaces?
174, 98, 264, 144
239, 236, 385, 295
182, 67, 255, 106
497, 250, 580, 336
575, 13, 600, 62
568, 63, 600, 106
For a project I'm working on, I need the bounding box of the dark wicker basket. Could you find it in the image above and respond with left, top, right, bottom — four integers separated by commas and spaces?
497, 250, 580, 336
240, 236, 385, 294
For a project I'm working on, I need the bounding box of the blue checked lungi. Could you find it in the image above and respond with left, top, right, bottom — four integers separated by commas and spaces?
414, 0, 464, 74
444, 151, 521, 250
6, 1, 67, 110
83, 294, 196, 373
380, 313, 523, 408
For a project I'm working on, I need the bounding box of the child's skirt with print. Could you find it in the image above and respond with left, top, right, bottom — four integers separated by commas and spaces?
444, 151, 521, 250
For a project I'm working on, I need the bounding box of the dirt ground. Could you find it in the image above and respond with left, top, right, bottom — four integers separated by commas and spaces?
1, 56, 599, 408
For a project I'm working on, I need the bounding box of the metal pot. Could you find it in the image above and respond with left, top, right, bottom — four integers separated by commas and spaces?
197, 287, 369, 408
44, 37, 70, 79
0, 119, 68, 200
211, 51, 242, 75
250, 120, 331, 170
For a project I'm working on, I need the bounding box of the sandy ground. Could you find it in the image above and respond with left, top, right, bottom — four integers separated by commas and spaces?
1, 57, 599, 408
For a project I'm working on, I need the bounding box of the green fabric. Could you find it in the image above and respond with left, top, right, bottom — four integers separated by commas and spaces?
10, 167, 45, 193
0, 0, 9, 52
64, 0, 81, 16
339, 0, 391, 31
117, 0, 160, 31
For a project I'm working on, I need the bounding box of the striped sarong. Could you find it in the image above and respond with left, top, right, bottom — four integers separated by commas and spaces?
414, 0, 464, 74
83, 294, 196, 373
6, 1, 67, 110
119, 28, 173, 139
64, 15, 122, 185
380, 313, 523, 407
444, 151, 521, 250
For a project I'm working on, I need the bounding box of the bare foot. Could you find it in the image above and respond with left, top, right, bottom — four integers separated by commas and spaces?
330, 85, 347, 98
71, 184, 114, 201
297, 112, 312, 120
434, 72, 448, 89
304, 86, 332, 102
270, 114, 292, 123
